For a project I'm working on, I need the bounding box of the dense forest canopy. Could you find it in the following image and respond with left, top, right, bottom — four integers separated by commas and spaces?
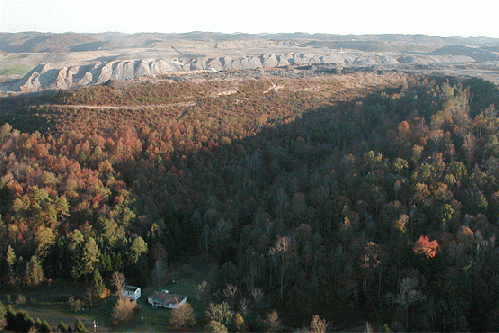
0, 71, 499, 331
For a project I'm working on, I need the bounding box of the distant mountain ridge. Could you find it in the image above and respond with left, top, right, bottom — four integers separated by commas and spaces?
0, 32, 98, 53
432, 45, 499, 62
1, 31, 499, 54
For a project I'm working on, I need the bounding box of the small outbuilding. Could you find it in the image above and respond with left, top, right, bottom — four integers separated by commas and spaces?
121, 286, 141, 301
148, 289, 187, 309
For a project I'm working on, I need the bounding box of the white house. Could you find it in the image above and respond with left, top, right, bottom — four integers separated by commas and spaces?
148, 290, 187, 309
121, 286, 141, 301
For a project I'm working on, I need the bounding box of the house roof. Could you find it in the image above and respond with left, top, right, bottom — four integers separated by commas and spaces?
124, 286, 140, 292
149, 290, 186, 305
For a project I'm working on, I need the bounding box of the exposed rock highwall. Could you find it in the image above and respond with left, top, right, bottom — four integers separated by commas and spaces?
7, 53, 475, 93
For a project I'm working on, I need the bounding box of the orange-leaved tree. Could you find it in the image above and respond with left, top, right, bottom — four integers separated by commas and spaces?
413, 235, 438, 258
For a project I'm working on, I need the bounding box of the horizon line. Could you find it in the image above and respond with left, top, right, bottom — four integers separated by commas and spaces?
1, 30, 498, 40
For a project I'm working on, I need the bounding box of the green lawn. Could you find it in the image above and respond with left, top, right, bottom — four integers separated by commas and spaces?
0, 54, 33, 76
128, 255, 217, 332
5, 304, 105, 332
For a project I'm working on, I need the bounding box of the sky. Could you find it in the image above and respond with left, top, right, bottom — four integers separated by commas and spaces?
1, 0, 498, 38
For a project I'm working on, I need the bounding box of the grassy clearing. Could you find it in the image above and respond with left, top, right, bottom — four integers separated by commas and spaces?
127, 255, 217, 332
0, 256, 217, 332
0, 54, 33, 76
0, 289, 105, 330
119, 297, 170, 332
0, 63, 33, 76
5, 304, 105, 332
2, 292, 152, 332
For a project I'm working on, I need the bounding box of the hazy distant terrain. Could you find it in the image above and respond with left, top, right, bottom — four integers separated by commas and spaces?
1, 31, 499, 94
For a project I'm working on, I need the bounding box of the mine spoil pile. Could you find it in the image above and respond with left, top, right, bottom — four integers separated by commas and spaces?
2, 32, 499, 94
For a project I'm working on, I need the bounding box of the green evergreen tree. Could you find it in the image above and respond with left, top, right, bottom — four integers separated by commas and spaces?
5, 306, 16, 330
91, 269, 106, 300
18, 311, 35, 332
74, 318, 87, 333
7, 309, 35, 332
0, 299, 6, 319
25, 255, 45, 286
129, 236, 147, 264
57, 321, 70, 332
68, 230, 85, 281
6, 245, 16, 284
34, 226, 55, 258
82, 237, 100, 276
37, 318, 52, 332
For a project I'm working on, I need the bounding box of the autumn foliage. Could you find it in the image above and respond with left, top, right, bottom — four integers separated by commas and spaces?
1, 73, 499, 331
413, 235, 439, 258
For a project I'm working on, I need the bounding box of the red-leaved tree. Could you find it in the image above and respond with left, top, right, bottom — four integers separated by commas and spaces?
413, 235, 438, 258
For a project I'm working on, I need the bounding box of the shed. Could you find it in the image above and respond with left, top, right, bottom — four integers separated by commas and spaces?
121, 286, 141, 301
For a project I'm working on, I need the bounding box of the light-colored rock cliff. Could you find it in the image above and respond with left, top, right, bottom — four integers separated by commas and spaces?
6, 52, 475, 93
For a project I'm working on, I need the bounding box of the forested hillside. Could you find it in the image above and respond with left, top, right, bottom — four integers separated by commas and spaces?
1, 72, 499, 331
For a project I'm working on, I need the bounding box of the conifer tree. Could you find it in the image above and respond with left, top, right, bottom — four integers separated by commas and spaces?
37, 318, 52, 332
6, 245, 16, 283
91, 269, 106, 300
25, 255, 44, 287
74, 318, 87, 333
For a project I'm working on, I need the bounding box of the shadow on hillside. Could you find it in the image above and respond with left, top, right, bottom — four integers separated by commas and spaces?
0, 90, 61, 133
0, 89, 59, 113
0, 35, 51, 53
2, 75, 497, 330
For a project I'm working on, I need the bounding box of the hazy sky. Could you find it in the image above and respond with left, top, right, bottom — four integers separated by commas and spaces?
1, 0, 498, 38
